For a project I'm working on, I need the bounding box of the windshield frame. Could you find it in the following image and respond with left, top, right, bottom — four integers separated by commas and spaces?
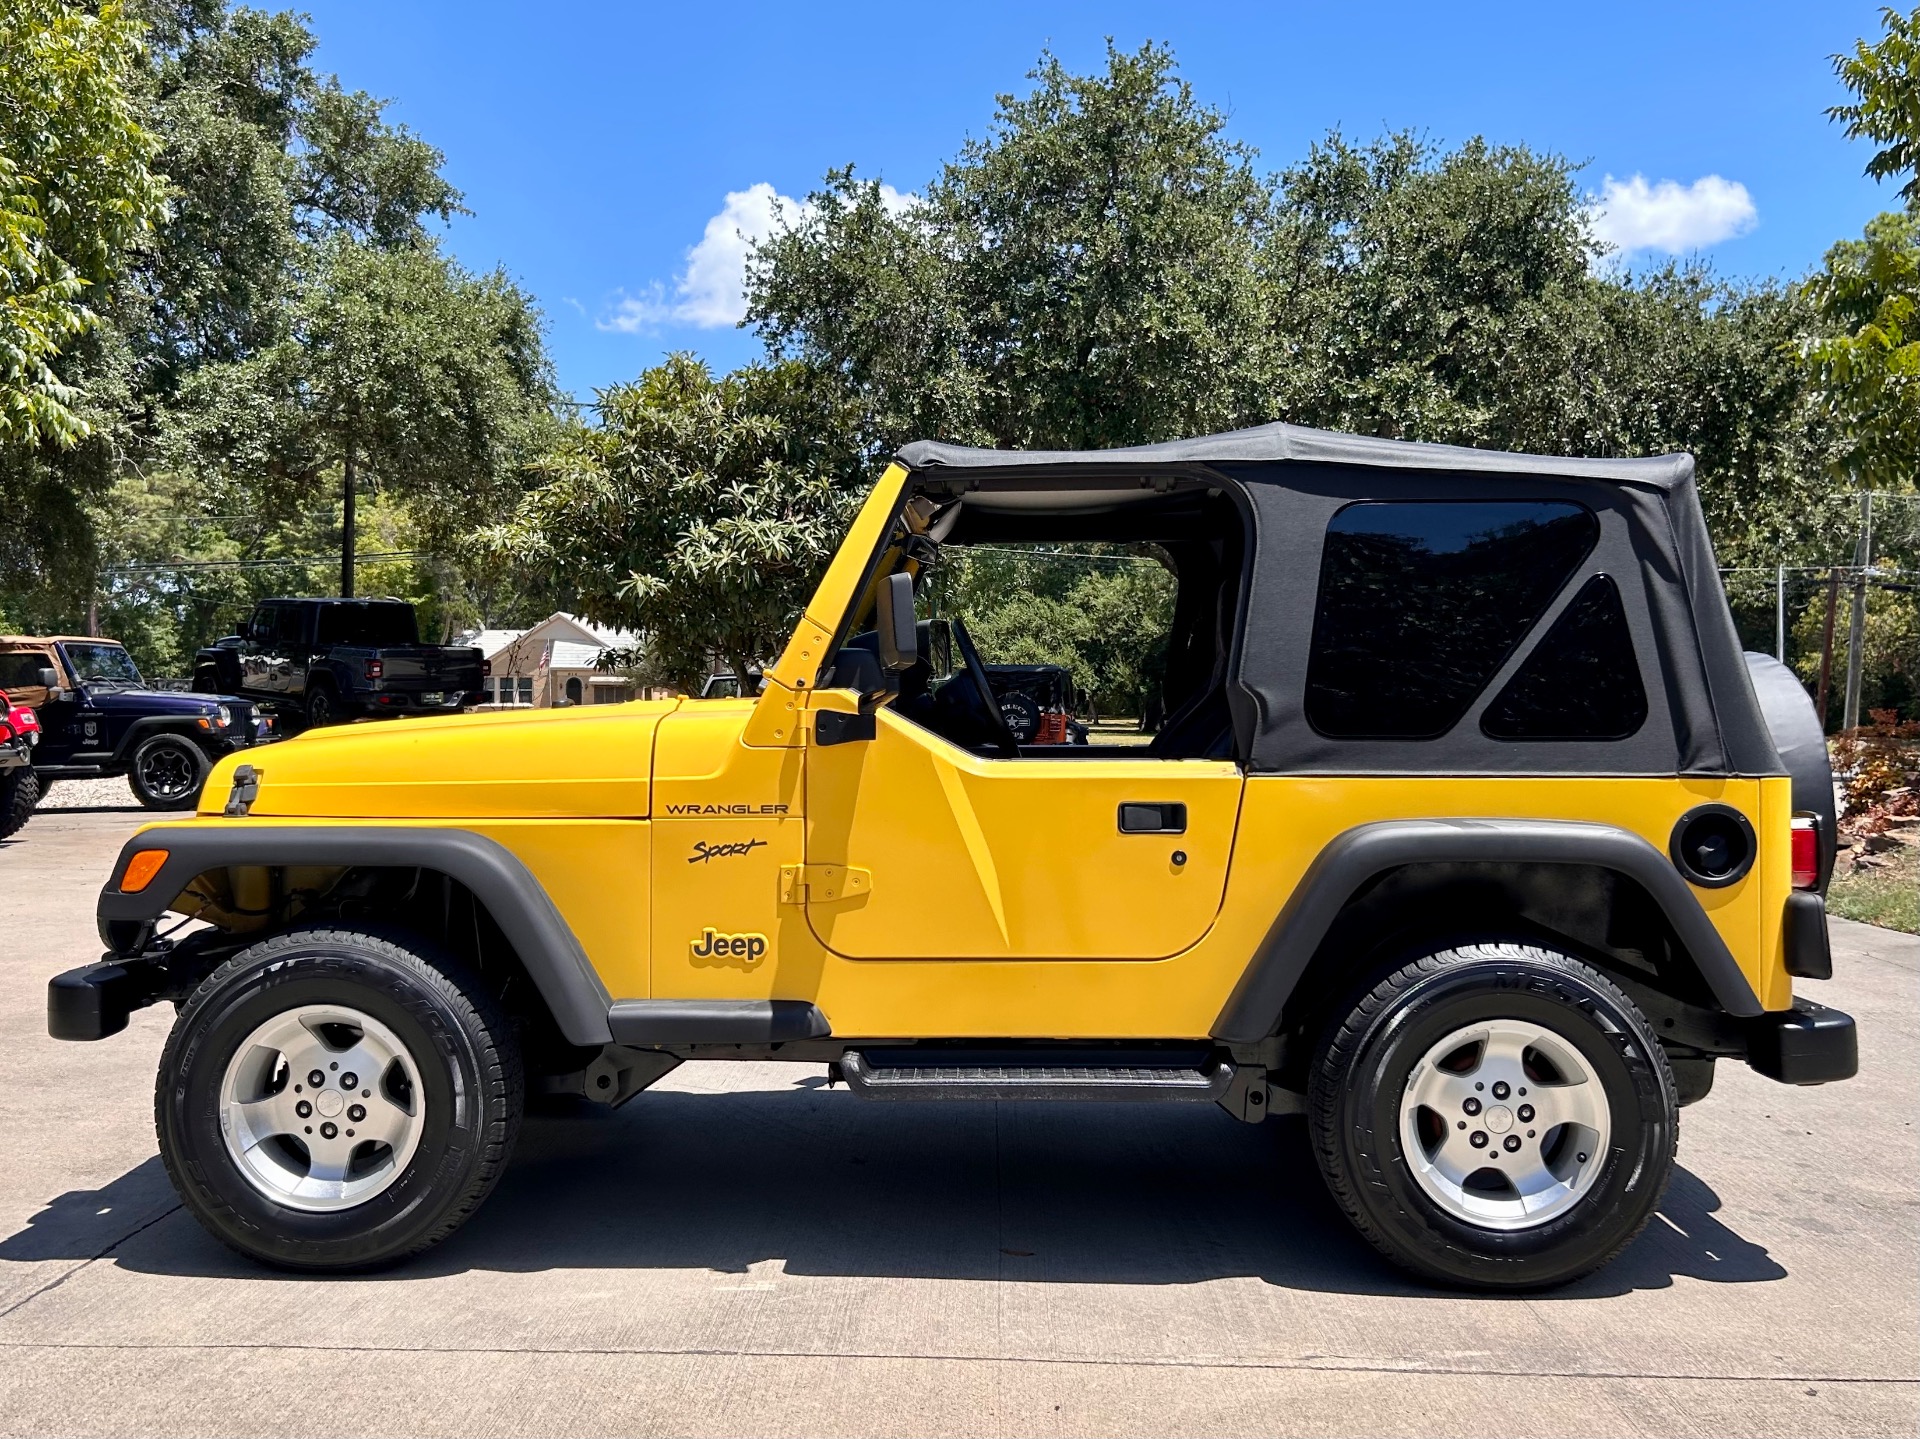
58, 641, 146, 688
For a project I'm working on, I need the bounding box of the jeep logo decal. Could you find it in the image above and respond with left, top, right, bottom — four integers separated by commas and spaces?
690, 929, 768, 965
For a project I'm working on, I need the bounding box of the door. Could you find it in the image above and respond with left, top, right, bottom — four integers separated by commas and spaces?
239, 605, 282, 698
804, 707, 1243, 960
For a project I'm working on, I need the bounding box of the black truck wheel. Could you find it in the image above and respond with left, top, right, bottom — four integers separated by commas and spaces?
0, 766, 39, 839
304, 683, 343, 728
155, 927, 524, 1271
1309, 942, 1677, 1290
128, 733, 210, 810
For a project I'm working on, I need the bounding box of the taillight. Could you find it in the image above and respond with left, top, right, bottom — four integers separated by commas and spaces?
1790, 816, 1819, 890
481, 659, 491, 678
365, 659, 384, 679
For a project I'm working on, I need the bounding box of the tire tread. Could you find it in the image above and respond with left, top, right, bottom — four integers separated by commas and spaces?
1308, 941, 1677, 1289
156, 925, 524, 1270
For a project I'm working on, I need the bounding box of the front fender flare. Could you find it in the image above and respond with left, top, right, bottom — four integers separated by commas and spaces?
1211, 818, 1763, 1044
96, 825, 613, 1045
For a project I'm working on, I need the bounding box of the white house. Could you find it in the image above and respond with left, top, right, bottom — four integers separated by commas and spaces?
456, 613, 648, 709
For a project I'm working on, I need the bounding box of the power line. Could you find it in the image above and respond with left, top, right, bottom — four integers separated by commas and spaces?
102, 551, 431, 575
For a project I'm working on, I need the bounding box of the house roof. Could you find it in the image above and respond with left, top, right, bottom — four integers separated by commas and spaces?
458, 613, 640, 664
548, 639, 620, 669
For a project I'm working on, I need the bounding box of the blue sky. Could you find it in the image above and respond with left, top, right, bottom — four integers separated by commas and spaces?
299, 0, 1899, 401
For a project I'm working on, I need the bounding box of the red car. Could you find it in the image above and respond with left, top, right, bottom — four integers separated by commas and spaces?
1, 688, 42, 839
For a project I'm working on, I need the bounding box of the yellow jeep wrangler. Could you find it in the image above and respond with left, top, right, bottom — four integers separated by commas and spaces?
52, 424, 1855, 1289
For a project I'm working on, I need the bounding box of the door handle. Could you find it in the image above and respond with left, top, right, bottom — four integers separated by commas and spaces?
1118, 802, 1186, 834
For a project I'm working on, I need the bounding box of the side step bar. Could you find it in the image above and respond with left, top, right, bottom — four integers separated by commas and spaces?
841, 1049, 1234, 1103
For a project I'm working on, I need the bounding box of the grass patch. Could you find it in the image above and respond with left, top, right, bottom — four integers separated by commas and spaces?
1827, 829, 1920, 934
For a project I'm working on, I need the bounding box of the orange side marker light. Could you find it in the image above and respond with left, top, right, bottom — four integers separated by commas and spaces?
120, 849, 169, 893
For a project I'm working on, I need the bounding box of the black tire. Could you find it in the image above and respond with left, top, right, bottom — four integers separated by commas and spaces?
155, 926, 523, 1271
128, 732, 210, 810
1308, 942, 1677, 1290
191, 665, 220, 694
0, 765, 38, 838
305, 682, 341, 728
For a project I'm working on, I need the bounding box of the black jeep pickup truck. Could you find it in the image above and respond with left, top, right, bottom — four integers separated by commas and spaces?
193, 598, 487, 728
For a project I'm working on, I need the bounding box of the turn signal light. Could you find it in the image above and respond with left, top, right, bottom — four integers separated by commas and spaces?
1790, 817, 1819, 891
120, 849, 169, 893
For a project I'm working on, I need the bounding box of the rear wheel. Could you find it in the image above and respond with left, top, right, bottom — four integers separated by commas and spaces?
304, 683, 341, 728
0, 765, 39, 838
156, 927, 523, 1270
128, 733, 209, 810
1309, 942, 1676, 1290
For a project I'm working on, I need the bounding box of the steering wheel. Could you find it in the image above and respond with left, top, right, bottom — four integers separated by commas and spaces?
948, 615, 1021, 757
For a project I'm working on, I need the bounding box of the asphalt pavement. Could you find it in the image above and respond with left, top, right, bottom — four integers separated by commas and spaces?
0, 806, 1914, 1437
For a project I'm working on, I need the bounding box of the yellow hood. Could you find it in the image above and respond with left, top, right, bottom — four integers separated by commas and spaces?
200, 700, 681, 819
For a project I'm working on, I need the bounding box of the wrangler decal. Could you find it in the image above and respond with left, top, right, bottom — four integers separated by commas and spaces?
663, 803, 789, 816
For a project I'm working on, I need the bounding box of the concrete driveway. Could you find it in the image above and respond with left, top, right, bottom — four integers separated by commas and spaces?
0, 808, 1914, 1438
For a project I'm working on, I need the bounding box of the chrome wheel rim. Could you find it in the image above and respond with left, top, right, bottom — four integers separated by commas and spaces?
1399, 1018, 1611, 1231
218, 1004, 426, 1213
141, 745, 196, 798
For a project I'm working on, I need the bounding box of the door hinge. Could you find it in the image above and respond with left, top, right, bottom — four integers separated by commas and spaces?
779, 864, 873, 904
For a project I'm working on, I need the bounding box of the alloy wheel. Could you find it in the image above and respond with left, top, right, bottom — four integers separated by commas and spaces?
1398, 1017, 1611, 1231
217, 1004, 426, 1213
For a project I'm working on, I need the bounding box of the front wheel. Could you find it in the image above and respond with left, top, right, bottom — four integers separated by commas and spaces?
1309, 943, 1677, 1290
128, 733, 210, 810
155, 927, 523, 1270
0, 765, 39, 838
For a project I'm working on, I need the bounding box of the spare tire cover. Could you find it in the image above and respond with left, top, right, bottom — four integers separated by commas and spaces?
1742, 652, 1836, 893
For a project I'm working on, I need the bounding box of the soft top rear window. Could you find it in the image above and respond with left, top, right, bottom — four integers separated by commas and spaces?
1304, 500, 1599, 740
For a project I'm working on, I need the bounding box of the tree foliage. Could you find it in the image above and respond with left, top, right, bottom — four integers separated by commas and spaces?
749, 45, 1842, 576
1801, 6, 1920, 490
483, 356, 864, 689
1, 0, 553, 657
0, 0, 164, 448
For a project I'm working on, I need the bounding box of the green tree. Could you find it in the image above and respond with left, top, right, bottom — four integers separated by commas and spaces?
173, 235, 555, 597
0, 0, 164, 448
1801, 7, 1920, 489
749, 42, 1274, 451
483, 355, 864, 690
3, 1, 551, 659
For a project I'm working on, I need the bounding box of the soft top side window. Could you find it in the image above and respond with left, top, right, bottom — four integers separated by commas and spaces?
1305, 500, 1599, 740
1481, 574, 1647, 740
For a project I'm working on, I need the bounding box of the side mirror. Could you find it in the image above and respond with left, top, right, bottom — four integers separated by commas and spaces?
876, 572, 918, 673
37, 667, 58, 689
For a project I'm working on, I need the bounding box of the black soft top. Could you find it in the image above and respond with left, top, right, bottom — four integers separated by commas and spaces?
895, 422, 1780, 779
900, 421, 1695, 488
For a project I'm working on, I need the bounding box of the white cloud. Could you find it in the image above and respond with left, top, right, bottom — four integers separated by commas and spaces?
600, 180, 917, 333
1585, 174, 1757, 257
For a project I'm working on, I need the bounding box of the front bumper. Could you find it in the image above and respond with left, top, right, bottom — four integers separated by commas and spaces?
49, 956, 170, 1040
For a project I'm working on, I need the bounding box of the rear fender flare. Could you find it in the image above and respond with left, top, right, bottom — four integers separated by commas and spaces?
1211, 818, 1764, 1044
96, 825, 613, 1045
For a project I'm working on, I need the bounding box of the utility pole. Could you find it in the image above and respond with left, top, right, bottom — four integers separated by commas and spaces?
340, 443, 356, 599
1841, 490, 1873, 731
1775, 563, 1786, 663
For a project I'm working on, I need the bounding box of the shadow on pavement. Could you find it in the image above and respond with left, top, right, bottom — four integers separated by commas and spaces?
0, 1081, 1785, 1298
